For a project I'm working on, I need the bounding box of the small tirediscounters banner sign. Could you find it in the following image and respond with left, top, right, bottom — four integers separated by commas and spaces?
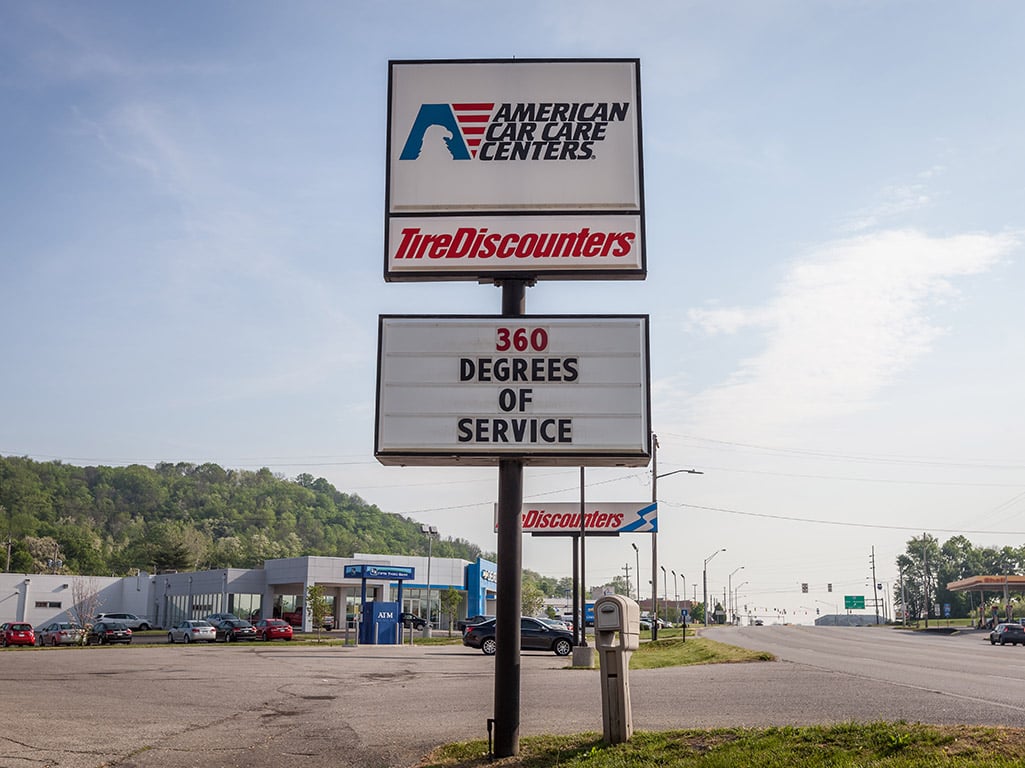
496, 502, 658, 535
375, 315, 651, 466
385, 59, 644, 282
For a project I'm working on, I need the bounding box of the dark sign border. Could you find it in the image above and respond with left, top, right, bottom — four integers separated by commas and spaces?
374, 313, 652, 467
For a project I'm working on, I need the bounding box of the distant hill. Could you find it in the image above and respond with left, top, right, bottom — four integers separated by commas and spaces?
0, 456, 483, 575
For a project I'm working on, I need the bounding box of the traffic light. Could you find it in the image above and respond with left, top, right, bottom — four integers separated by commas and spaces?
827, 583, 833, 592
801, 583, 809, 593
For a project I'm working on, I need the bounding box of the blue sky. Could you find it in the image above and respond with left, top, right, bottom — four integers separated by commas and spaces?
2, 2, 1024, 622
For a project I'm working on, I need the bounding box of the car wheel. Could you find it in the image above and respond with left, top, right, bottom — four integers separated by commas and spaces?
183, 634, 191, 644
138, 624, 150, 631
52, 637, 58, 647
168, 633, 175, 643
553, 639, 572, 656
481, 638, 497, 655
225, 632, 232, 643
1000, 638, 1006, 645
1, 638, 7, 648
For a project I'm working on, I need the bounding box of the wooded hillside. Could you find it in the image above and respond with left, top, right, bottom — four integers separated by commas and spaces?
0, 456, 483, 575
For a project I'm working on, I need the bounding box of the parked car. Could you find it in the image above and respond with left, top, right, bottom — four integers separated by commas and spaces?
213, 619, 258, 642
0, 622, 35, 647
204, 613, 240, 624
86, 621, 133, 645
281, 610, 335, 630
93, 613, 153, 631
400, 612, 428, 630
36, 621, 85, 646
538, 617, 572, 632
462, 617, 575, 656
252, 618, 293, 641
167, 620, 216, 644
989, 622, 1025, 646
457, 614, 495, 632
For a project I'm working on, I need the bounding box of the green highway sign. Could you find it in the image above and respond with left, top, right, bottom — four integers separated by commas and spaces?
844, 595, 865, 610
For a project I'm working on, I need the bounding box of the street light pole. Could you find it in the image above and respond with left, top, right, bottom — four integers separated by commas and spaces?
650, 433, 703, 641
671, 570, 678, 619
703, 548, 726, 626
728, 566, 744, 624
733, 581, 748, 624
660, 565, 667, 629
421, 524, 438, 637
631, 542, 640, 603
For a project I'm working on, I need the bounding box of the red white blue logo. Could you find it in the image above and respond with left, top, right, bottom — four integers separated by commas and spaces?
399, 103, 494, 160
399, 101, 630, 162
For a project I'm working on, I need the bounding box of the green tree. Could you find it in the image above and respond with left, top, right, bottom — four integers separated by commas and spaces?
305, 584, 330, 641
521, 580, 545, 617
440, 587, 463, 636
896, 534, 941, 624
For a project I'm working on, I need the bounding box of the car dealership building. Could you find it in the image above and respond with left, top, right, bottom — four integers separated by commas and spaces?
0, 553, 498, 633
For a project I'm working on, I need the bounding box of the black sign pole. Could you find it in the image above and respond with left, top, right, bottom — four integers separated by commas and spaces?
579, 467, 587, 646
494, 279, 526, 758
571, 533, 580, 645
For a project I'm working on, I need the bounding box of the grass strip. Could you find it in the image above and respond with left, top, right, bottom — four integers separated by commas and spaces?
421, 723, 1025, 767
627, 636, 774, 669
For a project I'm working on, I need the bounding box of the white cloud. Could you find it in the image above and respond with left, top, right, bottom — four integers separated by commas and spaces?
683, 229, 1018, 435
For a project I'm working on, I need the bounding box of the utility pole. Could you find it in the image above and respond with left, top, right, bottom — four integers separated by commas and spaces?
870, 546, 879, 625
650, 433, 659, 640
922, 533, 930, 629
623, 563, 632, 600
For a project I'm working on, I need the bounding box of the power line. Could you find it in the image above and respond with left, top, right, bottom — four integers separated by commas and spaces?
665, 432, 1025, 471
661, 499, 1025, 536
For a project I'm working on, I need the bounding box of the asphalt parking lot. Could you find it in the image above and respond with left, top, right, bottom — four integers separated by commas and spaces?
1, 640, 577, 768
5, 628, 1025, 768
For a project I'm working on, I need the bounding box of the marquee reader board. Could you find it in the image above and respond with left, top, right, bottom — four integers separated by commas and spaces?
385, 58, 644, 282
375, 315, 650, 467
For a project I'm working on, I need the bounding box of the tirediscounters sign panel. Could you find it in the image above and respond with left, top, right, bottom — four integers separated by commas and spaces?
495, 502, 658, 535
385, 59, 644, 282
375, 315, 650, 467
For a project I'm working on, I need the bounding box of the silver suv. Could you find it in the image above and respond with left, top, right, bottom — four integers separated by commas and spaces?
93, 613, 153, 631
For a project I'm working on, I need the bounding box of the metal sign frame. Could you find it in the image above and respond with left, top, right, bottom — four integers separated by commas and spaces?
385, 58, 645, 282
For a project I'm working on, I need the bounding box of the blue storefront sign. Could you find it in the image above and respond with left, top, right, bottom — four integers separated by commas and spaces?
344, 564, 415, 581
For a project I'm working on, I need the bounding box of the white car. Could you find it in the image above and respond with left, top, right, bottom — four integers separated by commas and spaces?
93, 612, 153, 631
167, 620, 216, 643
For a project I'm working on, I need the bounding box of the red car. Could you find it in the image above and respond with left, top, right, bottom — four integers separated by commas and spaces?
1, 622, 35, 647
253, 619, 293, 641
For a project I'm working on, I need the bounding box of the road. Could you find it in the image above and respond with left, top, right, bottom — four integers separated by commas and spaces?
2, 627, 1023, 768
705, 624, 1025, 722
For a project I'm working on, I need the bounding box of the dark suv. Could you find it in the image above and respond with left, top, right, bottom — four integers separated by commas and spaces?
400, 612, 428, 630
989, 622, 1025, 646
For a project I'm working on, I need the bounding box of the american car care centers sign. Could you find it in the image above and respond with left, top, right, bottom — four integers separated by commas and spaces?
377, 59, 650, 468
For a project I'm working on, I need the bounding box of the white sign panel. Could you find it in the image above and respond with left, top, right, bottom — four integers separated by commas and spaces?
496, 502, 658, 534
385, 59, 644, 282
375, 315, 650, 466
